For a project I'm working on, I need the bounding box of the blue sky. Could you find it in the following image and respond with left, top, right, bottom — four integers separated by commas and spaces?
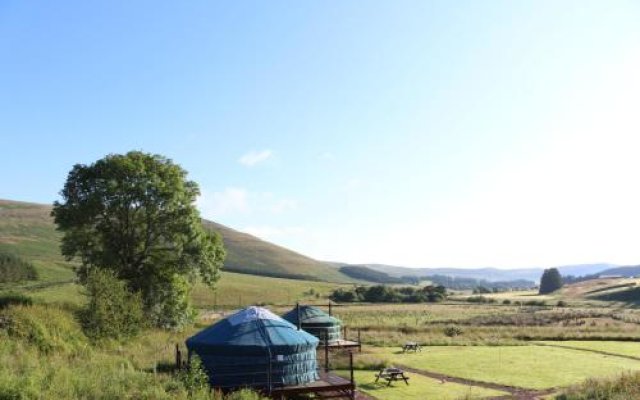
1, 1, 640, 268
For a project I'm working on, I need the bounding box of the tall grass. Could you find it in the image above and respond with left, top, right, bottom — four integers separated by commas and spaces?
557, 372, 640, 399
0, 303, 264, 400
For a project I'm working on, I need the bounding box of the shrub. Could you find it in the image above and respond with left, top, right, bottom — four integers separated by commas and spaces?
557, 372, 640, 399
1, 304, 86, 354
502, 299, 512, 305
223, 389, 269, 400
80, 269, 145, 341
0, 252, 38, 283
148, 274, 197, 330
179, 354, 209, 396
0, 293, 33, 309
466, 296, 496, 304
557, 300, 567, 307
444, 325, 463, 337
524, 300, 546, 306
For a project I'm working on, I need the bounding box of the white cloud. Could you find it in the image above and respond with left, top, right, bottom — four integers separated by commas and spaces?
238, 149, 273, 167
198, 187, 249, 217
198, 188, 297, 219
264, 196, 298, 214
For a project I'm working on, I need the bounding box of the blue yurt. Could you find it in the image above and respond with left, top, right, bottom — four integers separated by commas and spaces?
186, 307, 320, 389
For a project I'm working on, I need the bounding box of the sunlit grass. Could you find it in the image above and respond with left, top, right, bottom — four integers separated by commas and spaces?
335, 369, 506, 400
372, 345, 640, 390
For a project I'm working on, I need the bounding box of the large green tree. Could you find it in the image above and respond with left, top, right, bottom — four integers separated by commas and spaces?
52, 151, 225, 328
539, 268, 563, 294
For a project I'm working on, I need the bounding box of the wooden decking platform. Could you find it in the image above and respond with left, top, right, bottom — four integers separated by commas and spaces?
269, 373, 355, 399
321, 339, 361, 351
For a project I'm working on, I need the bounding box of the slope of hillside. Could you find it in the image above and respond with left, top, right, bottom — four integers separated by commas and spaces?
202, 220, 349, 282
0, 199, 351, 284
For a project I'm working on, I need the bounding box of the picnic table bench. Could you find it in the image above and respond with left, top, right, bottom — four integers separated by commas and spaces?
402, 342, 422, 352
374, 367, 410, 386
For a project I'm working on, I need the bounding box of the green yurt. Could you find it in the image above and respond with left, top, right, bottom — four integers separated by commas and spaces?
282, 305, 342, 344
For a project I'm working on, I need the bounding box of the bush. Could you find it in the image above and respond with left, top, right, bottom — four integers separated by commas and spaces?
466, 296, 496, 304
444, 325, 463, 337
1, 304, 86, 354
179, 354, 209, 396
524, 300, 546, 306
148, 274, 197, 330
80, 269, 145, 341
0, 252, 38, 283
557, 300, 567, 307
557, 372, 640, 399
0, 293, 33, 309
223, 389, 269, 400
502, 299, 512, 305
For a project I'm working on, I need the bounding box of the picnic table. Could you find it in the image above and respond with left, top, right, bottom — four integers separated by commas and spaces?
375, 367, 410, 386
402, 342, 422, 352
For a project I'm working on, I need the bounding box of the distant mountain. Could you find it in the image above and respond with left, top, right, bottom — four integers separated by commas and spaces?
596, 265, 640, 277
556, 264, 619, 277
353, 263, 621, 283
0, 199, 352, 284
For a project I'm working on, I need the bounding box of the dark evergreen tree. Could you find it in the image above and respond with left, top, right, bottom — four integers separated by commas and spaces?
539, 268, 563, 294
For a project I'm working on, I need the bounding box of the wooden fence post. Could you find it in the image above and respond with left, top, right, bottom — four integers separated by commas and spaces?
175, 343, 182, 370
324, 331, 329, 373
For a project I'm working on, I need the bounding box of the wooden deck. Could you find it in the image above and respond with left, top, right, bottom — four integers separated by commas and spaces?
269, 373, 355, 399
320, 340, 362, 352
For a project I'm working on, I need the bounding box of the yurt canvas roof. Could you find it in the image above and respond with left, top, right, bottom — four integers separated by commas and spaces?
282, 305, 342, 327
187, 307, 319, 356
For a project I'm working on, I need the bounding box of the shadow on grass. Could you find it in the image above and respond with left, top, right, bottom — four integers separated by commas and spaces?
591, 287, 640, 304
359, 381, 401, 391
143, 361, 177, 374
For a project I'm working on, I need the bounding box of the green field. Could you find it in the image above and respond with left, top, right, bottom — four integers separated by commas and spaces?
336, 370, 505, 399
537, 340, 640, 359
4, 271, 347, 310
372, 345, 640, 390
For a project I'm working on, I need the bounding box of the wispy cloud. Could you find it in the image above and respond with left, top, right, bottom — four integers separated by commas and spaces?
238, 149, 272, 167
198, 187, 249, 217
198, 188, 297, 219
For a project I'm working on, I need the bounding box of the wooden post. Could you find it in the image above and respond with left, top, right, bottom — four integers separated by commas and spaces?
175, 344, 182, 370
328, 302, 332, 316
349, 350, 354, 385
343, 325, 347, 341
324, 331, 329, 373
296, 302, 301, 330
358, 329, 362, 352
349, 351, 355, 400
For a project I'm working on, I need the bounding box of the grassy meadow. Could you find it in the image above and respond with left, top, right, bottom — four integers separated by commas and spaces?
335, 370, 505, 400
370, 345, 640, 390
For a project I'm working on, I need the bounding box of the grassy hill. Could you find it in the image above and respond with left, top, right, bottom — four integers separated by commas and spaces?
202, 220, 349, 282
0, 199, 351, 284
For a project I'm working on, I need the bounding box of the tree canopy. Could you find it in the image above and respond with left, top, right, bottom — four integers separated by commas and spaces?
539, 268, 563, 295
52, 151, 225, 328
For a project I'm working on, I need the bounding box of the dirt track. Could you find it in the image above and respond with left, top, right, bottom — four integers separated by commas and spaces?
395, 364, 556, 400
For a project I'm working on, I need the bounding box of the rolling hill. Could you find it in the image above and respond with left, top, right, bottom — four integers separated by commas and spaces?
357, 263, 618, 283
0, 199, 351, 284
